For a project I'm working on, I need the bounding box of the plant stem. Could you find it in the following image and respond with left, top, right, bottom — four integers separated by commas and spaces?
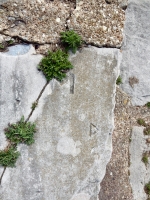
0, 166, 6, 185
25, 81, 49, 123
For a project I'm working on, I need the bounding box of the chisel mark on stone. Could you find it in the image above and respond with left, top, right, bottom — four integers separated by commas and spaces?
90, 123, 98, 136
70, 73, 75, 94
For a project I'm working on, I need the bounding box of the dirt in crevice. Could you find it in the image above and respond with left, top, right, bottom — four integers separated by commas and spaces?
99, 87, 150, 200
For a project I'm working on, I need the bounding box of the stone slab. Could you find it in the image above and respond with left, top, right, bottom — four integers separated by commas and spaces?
120, 0, 150, 105
129, 126, 150, 200
0, 44, 45, 149
0, 47, 120, 200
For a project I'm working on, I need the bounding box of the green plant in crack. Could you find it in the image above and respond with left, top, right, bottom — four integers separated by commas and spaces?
146, 102, 150, 109
38, 50, 73, 81
137, 118, 146, 127
142, 154, 148, 166
0, 147, 20, 167
4, 116, 36, 145
145, 181, 150, 195
0, 44, 4, 49
7, 40, 14, 45
116, 76, 122, 85
144, 126, 150, 135
31, 101, 38, 110
60, 30, 82, 53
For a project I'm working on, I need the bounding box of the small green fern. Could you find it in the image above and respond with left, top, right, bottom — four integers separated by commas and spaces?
38, 50, 73, 81
0, 147, 20, 167
4, 116, 36, 145
60, 30, 82, 53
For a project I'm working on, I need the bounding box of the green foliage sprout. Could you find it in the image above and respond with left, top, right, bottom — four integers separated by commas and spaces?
60, 30, 82, 53
4, 116, 36, 145
0, 44, 4, 49
146, 102, 150, 108
31, 101, 38, 110
38, 50, 73, 81
116, 76, 122, 85
144, 126, 150, 135
145, 181, 150, 195
0, 147, 20, 167
142, 155, 148, 165
137, 118, 146, 127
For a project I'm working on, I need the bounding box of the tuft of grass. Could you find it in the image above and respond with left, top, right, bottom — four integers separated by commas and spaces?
4, 116, 36, 145
144, 126, 150, 135
60, 30, 82, 53
0, 147, 20, 167
38, 50, 73, 81
116, 76, 122, 85
145, 181, 150, 195
146, 102, 150, 109
137, 118, 146, 127
142, 154, 148, 165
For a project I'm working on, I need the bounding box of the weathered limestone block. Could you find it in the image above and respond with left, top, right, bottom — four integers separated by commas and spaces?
0, 46, 120, 200
129, 126, 150, 200
120, 0, 150, 105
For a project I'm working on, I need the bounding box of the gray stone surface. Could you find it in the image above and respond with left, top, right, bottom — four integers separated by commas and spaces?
0, 47, 120, 200
0, 44, 45, 149
129, 126, 150, 200
4, 44, 31, 56
120, 0, 150, 106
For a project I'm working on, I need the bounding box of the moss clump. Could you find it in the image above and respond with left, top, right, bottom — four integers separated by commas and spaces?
137, 118, 146, 127
4, 116, 36, 145
60, 30, 82, 53
146, 102, 150, 108
142, 154, 148, 165
145, 181, 150, 195
0, 147, 20, 167
144, 126, 150, 135
38, 50, 73, 81
31, 101, 38, 110
116, 76, 122, 85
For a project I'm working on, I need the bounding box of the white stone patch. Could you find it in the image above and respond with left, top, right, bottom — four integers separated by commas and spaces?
71, 193, 90, 200
78, 113, 86, 121
56, 18, 60, 23
57, 137, 81, 157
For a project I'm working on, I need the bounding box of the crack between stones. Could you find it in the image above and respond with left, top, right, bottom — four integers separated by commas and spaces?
0, 80, 49, 185
0, 0, 123, 51
25, 81, 49, 122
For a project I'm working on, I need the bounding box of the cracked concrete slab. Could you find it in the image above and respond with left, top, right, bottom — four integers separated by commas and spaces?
129, 126, 150, 200
120, 0, 150, 105
0, 46, 120, 200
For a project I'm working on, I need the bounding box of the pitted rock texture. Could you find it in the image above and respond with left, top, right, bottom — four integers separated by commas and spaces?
0, 46, 120, 200
68, 0, 125, 47
0, 0, 125, 49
